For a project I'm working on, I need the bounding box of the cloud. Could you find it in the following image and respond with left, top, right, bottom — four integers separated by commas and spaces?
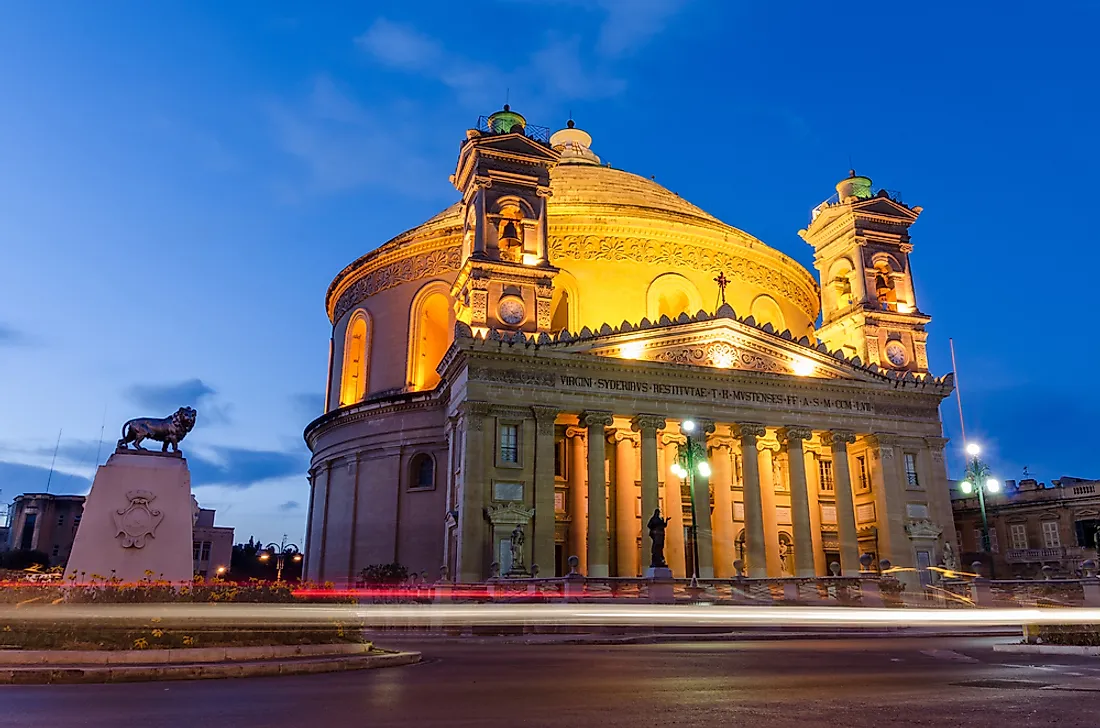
290, 393, 325, 423
590, 0, 690, 57
278, 500, 301, 511
0, 461, 92, 497
0, 323, 28, 346
124, 378, 231, 424
356, 18, 445, 71
187, 446, 309, 489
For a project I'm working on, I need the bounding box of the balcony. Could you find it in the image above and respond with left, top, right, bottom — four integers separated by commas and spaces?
1005, 546, 1089, 564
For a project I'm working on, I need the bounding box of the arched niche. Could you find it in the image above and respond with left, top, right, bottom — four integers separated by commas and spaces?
647, 273, 702, 322
339, 309, 372, 406
551, 268, 580, 332
409, 452, 436, 490
750, 294, 785, 331
826, 257, 856, 311
407, 281, 455, 391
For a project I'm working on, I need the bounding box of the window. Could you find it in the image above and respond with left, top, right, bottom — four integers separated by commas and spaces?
500, 424, 519, 464
818, 458, 835, 492
408, 285, 451, 391
57, 514, 65, 527
856, 455, 870, 491
410, 453, 435, 489
972, 528, 983, 551
1010, 523, 1028, 550
990, 527, 999, 553
554, 439, 566, 479
200, 542, 211, 561
340, 310, 371, 405
74, 513, 82, 526
52, 545, 59, 557
904, 453, 920, 487
1042, 521, 1061, 549
193, 541, 202, 560
19, 513, 36, 551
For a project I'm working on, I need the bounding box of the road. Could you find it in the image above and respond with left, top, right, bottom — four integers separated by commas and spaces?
3, 636, 1100, 727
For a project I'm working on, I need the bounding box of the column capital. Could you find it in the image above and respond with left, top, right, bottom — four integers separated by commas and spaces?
459, 400, 492, 431
924, 436, 949, 450
821, 430, 857, 448
865, 434, 898, 460
630, 414, 666, 434
661, 432, 687, 447
707, 434, 738, 451
777, 426, 813, 445
564, 426, 587, 441
530, 405, 558, 435
732, 423, 767, 441
580, 410, 614, 428
607, 427, 639, 446
681, 418, 715, 437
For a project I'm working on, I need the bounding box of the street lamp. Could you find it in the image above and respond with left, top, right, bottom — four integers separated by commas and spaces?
671, 419, 710, 581
259, 535, 303, 582
958, 442, 999, 577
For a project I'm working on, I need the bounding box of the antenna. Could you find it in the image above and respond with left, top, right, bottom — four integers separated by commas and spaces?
45, 429, 62, 494
949, 338, 968, 448
94, 403, 107, 466
505, 87, 510, 105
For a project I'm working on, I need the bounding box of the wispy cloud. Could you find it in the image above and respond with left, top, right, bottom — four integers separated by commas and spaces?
188, 446, 308, 489
277, 500, 301, 511
125, 378, 231, 424
0, 323, 29, 347
0, 461, 91, 497
290, 393, 325, 423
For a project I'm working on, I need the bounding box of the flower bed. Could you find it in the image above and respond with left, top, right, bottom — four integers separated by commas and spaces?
1033, 624, 1100, 647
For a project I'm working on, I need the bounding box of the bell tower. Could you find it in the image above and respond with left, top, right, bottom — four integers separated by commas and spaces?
799, 171, 931, 373
450, 106, 560, 334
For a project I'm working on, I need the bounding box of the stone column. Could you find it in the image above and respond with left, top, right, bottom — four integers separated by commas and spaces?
823, 431, 860, 575
867, 435, 913, 571
778, 427, 815, 577
457, 401, 491, 582
709, 433, 737, 578
565, 427, 588, 575
531, 406, 558, 575
804, 447, 826, 575
632, 415, 666, 571
472, 180, 489, 258
758, 440, 782, 577
683, 420, 716, 579
303, 469, 316, 580
733, 424, 767, 578
581, 410, 614, 577
661, 432, 688, 577
536, 187, 551, 265
306, 461, 332, 582
610, 427, 640, 577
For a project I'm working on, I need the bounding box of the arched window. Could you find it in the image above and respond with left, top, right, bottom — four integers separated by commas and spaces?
873, 261, 897, 309
750, 294, 785, 331
408, 282, 454, 391
409, 453, 435, 490
339, 310, 371, 406
550, 269, 579, 332
647, 273, 703, 321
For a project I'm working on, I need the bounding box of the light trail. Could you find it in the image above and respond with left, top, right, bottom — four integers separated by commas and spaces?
2, 603, 1098, 629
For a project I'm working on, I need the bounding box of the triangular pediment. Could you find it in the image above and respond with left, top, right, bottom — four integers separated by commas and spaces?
851, 195, 919, 222
474, 133, 559, 162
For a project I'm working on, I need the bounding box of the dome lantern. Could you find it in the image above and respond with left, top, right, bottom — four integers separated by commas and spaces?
487, 104, 527, 135
549, 119, 601, 165
835, 169, 873, 202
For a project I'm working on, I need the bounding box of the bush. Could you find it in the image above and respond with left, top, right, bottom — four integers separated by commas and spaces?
0, 550, 50, 570
357, 563, 408, 586
1035, 624, 1100, 646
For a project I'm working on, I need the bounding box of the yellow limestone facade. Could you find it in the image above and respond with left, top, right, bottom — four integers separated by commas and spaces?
304, 108, 957, 586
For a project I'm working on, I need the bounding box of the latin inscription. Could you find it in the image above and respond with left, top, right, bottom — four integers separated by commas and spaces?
558, 375, 874, 413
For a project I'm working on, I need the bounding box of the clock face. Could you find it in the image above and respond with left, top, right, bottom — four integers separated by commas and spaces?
885, 341, 908, 367
498, 297, 525, 325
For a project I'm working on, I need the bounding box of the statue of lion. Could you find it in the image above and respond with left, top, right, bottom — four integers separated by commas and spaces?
116, 407, 197, 454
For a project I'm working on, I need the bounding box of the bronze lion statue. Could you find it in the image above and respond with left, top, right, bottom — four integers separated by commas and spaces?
116, 407, 197, 454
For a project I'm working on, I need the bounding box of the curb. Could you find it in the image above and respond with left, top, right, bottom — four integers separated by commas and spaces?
0, 642, 375, 666
372, 629, 1018, 646
993, 643, 1100, 656
0, 651, 421, 685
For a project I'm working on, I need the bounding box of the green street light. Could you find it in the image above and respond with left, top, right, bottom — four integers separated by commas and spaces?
961, 442, 999, 577
672, 419, 710, 581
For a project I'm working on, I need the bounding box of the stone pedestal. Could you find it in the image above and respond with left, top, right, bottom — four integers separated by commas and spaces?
65, 452, 195, 584
646, 566, 674, 604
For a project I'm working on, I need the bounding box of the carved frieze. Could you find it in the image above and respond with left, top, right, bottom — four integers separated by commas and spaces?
334, 246, 462, 322
468, 366, 556, 387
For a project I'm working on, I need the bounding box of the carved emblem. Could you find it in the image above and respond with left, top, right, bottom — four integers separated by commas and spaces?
112, 490, 164, 548
905, 519, 943, 540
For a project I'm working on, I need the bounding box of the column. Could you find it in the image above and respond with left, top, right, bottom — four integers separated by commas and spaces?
566, 427, 588, 575
804, 447, 826, 575
733, 424, 766, 577
610, 428, 640, 576
536, 188, 551, 265
709, 433, 737, 578
758, 441, 782, 577
531, 406, 558, 575
581, 410, 614, 577
457, 401, 491, 582
867, 434, 913, 570
824, 431, 860, 575
778, 427, 815, 577
303, 469, 316, 579
306, 461, 332, 583
686, 420, 716, 579
632, 415, 666, 571
661, 432, 688, 577
472, 181, 489, 258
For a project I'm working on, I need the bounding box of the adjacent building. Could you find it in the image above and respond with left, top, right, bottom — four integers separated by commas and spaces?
952, 476, 1100, 578
303, 107, 958, 586
7, 493, 86, 567
192, 507, 234, 578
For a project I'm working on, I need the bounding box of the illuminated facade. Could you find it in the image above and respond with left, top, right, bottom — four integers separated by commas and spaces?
303, 108, 957, 585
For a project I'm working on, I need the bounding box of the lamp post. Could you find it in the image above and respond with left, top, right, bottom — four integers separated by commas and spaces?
670, 419, 711, 581
958, 442, 1000, 577
259, 535, 303, 582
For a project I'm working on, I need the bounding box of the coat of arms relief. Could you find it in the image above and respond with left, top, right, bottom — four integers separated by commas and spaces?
112, 489, 165, 548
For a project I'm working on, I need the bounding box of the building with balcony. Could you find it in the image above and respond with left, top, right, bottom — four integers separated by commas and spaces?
6, 493, 86, 567
951, 476, 1100, 578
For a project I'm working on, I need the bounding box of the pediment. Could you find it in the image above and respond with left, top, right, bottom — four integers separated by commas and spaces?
475, 133, 559, 162
852, 195, 919, 222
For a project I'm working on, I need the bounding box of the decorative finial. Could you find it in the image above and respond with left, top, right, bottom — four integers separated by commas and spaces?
503, 103, 510, 112
714, 272, 729, 306
567, 119, 575, 128
849, 168, 857, 178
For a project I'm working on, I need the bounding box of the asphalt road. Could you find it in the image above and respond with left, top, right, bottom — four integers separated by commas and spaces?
4, 637, 1100, 727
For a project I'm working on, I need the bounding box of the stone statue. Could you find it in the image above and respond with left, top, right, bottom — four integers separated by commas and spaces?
942, 541, 960, 572
509, 524, 525, 573
647, 508, 670, 568
116, 407, 197, 454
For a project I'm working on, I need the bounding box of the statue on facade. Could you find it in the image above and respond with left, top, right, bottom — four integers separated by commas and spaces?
508, 524, 526, 574
941, 541, 960, 572
647, 508, 670, 568
116, 407, 197, 454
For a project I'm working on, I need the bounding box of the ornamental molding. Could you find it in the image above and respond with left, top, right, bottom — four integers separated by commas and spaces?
547, 234, 817, 318
468, 364, 556, 388
630, 414, 667, 433
332, 244, 463, 322
112, 490, 164, 549
485, 502, 536, 525
905, 519, 943, 540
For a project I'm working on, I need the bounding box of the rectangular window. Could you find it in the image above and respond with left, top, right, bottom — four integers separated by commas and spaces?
972, 528, 982, 551
499, 424, 519, 464
193, 541, 202, 560
856, 455, 870, 491
19, 513, 37, 551
74, 513, 82, 526
818, 459, 835, 492
200, 542, 211, 561
990, 527, 1000, 553
553, 439, 566, 478
1042, 521, 1061, 549
1010, 523, 1028, 550
57, 514, 65, 527
904, 453, 920, 487
51, 544, 60, 557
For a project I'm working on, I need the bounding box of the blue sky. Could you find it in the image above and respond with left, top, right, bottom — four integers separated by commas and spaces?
2, 2, 1098, 543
